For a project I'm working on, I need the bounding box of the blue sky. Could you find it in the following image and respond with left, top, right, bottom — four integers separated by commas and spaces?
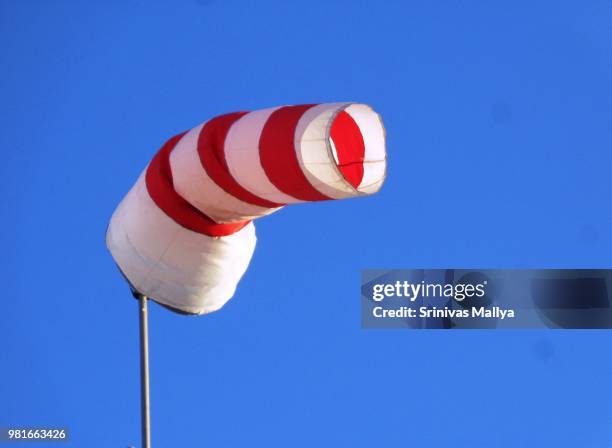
2, 1, 612, 446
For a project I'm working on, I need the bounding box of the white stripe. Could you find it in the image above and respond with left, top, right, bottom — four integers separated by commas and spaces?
294, 102, 358, 199
344, 104, 387, 194
169, 124, 280, 223
224, 107, 302, 204
106, 171, 256, 315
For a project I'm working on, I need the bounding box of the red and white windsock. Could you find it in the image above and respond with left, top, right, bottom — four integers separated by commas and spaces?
106, 103, 386, 314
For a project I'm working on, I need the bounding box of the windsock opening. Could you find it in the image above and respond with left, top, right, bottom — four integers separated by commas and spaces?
330, 111, 366, 189
328, 103, 387, 196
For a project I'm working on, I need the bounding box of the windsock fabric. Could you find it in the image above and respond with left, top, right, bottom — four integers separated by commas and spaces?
106, 103, 387, 314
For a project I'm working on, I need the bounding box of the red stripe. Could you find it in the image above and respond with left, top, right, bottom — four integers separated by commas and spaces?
198, 112, 283, 208
259, 105, 331, 201
145, 133, 250, 237
330, 111, 365, 189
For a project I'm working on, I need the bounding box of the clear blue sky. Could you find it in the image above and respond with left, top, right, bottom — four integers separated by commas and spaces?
2, 1, 612, 446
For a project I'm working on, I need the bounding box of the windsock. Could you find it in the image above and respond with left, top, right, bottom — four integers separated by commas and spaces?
106, 103, 387, 314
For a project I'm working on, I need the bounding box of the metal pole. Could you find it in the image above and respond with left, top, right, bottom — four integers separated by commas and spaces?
138, 294, 151, 448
